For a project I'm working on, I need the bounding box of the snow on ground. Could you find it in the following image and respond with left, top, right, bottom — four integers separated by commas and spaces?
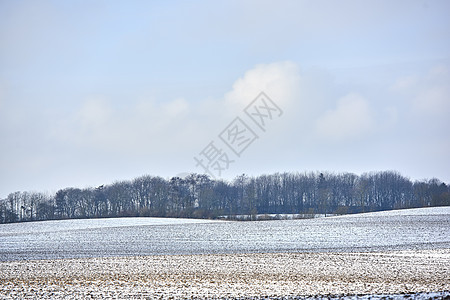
219, 213, 336, 220
333, 206, 450, 218
221, 206, 450, 220
0, 250, 449, 299
1, 206, 449, 261
0, 216, 221, 236
0, 207, 449, 298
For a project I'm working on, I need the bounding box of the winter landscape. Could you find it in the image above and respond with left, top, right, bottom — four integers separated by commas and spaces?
1, 207, 449, 299
2, 0, 450, 299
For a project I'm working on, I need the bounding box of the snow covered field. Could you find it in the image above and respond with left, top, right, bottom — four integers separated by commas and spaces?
1, 207, 449, 261
1, 250, 449, 299
0, 207, 449, 299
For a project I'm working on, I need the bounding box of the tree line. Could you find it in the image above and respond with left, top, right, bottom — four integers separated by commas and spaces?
1, 171, 449, 223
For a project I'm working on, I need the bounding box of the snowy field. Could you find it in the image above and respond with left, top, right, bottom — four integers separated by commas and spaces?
0, 207, 449, 261
1, 250, 449, 299
0, 207, 449, 299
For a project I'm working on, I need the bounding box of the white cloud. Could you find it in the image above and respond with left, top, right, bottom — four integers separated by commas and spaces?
390, 75, 419, 92
412, 65, 450, 118
162, 97, 189, 117
391, 64, 450, 120
57, 95, 194, 157
315, 93, 375, 141
78, 96, 112, 130
220, 61, 328, 139
224, 61, 301, 113
48, 61, 308, 180
413, 85, 450, 117
427, 64, 449, 79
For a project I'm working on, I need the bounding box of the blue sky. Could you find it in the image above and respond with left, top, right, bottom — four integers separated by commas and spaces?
1, 0, 449, 198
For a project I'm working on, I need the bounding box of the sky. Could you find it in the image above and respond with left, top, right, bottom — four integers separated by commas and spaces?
1, 0, 449, 198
